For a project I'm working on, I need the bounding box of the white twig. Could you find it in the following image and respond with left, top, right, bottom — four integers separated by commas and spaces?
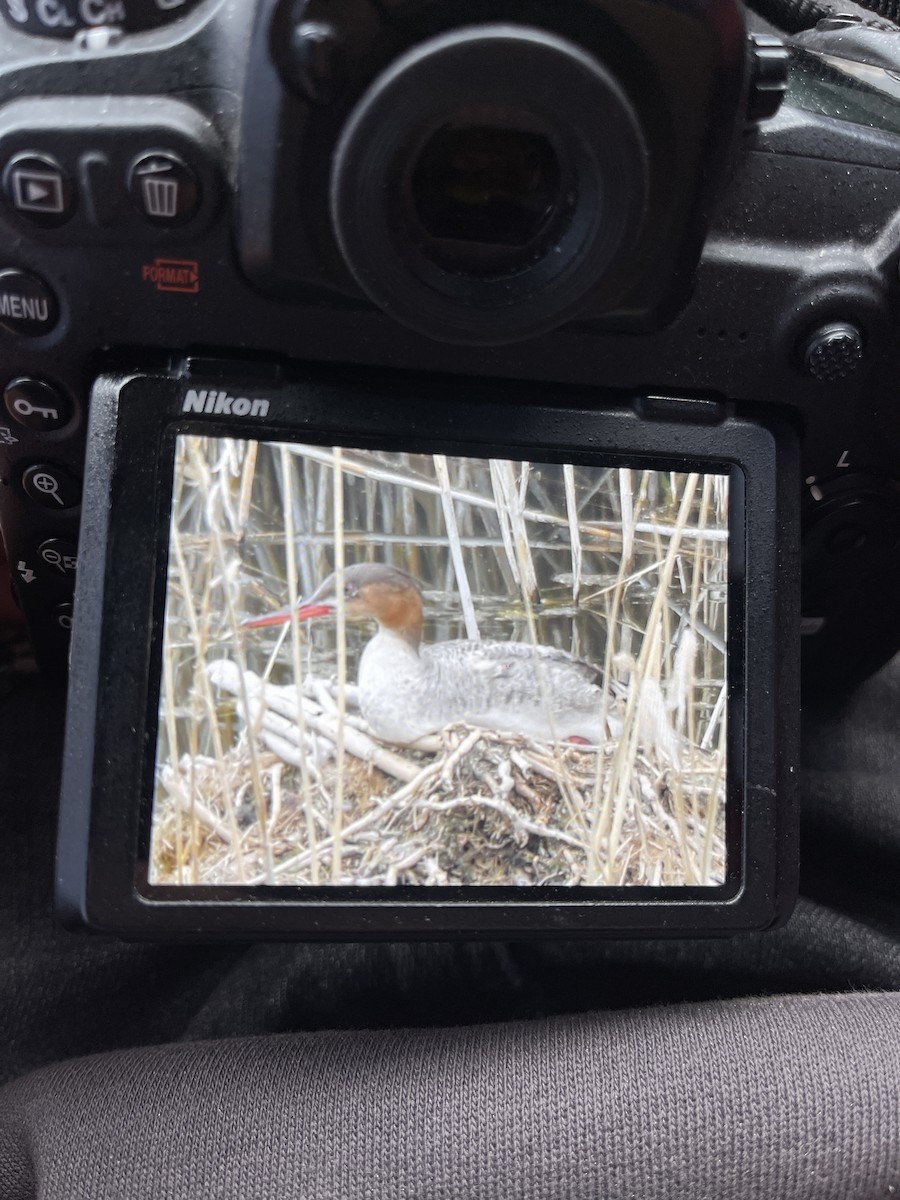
208, 660, 421, 784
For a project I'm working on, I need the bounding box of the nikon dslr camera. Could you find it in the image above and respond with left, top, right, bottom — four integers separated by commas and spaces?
0, 0, 896, 938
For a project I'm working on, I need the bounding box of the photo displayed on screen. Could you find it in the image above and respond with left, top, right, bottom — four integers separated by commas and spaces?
149, 435, 730, 889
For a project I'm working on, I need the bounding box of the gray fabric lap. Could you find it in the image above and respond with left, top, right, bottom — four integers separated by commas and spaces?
1, 993, 898, 1200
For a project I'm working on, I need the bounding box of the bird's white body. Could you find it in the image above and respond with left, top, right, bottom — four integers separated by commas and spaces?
359, 625, 607, 745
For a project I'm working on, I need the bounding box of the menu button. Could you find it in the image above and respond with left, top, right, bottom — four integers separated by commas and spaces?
0, 269, 58, 336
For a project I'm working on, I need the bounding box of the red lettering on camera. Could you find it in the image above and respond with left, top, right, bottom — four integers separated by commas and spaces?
141, 258, 200, 294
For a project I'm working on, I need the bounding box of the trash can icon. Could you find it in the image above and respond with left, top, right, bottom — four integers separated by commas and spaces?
130, 153, 197, 224
141, 173, 180, 219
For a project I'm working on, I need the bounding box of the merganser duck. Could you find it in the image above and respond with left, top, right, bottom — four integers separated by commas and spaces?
244, 562, 613, 746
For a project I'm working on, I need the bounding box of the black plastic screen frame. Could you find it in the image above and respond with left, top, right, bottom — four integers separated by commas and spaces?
57, 362, 799, 939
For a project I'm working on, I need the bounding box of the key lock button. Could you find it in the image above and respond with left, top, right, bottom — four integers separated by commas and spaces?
4, 377, 71, 431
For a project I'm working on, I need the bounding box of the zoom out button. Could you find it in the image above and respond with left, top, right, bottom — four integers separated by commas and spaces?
38, 537, 78, 578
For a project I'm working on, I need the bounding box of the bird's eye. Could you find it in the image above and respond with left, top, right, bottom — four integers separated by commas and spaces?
344, 583, 357, 598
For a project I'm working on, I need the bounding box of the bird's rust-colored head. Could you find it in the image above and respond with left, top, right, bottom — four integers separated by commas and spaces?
243, 562, 425, 648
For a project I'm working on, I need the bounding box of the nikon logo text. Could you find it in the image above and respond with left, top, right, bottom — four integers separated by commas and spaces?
182, 389, 271, 418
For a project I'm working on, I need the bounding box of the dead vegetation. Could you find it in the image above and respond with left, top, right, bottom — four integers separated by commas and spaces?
151, 664, 726, 887
149, 437, 730, 890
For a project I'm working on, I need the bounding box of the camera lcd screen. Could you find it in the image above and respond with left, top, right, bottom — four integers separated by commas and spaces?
147, 433, 730, 892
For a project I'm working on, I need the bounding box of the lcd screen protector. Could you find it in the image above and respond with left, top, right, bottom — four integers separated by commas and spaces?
149, 435, 730, 892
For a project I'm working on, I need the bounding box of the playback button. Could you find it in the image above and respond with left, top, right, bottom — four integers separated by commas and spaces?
2, 153, 75, 226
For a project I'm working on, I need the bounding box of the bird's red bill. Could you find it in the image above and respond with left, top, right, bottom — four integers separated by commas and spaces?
242, 602, 333, 628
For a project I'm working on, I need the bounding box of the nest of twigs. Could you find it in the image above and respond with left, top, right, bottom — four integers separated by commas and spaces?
150, 661, 726, 888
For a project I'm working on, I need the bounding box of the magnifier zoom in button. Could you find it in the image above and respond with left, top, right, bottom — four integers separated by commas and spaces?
21, 462, 81, 509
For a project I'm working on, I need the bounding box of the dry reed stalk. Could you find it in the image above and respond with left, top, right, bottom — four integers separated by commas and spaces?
434, 454, 480, 640
702, 685, 727, 752
619, 468, 635, 569
268, 761, 284, 833
504, 512, 589, 843
669, 775, 697, 885
161, 630, 187, 883
702, 715, 728, 883
490, 459, 539, 605
214, 439, 240, 530
278, 443, 321, 883
489, 458, 521, 591
605, 474, 700, 880
587, 470, 651, 881
185, 692, 201, 886
365, 474, 377, 553
331, 446, 347, 881
168, 504, 247, 882
314, 457, 330, 585
631, 521, 725, 543
261, 620, 290, 684
685, 475, 715, 875
563, 464, 583, 606
401, 454, 420, 579
237, 440, 258, 531
188, 440, 275, 883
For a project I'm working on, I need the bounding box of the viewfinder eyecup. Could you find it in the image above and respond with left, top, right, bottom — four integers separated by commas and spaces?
330, 24, 649, 345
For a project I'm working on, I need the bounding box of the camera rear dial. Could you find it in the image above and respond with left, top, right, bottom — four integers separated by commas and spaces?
330, 25, 649, 345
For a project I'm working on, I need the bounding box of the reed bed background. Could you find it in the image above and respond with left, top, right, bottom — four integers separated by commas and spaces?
150, 434, 729, 889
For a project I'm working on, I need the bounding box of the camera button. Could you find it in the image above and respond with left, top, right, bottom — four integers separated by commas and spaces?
1, 152, 75, 226
21, 463, 81, 510
52, 601, 73, 635
4, 377, 70, 431
289, 21, 343, 104
747, 34, 789, 123
801, 322, 864, 381
38, 537, 78, 580
0, 269, 58, 337
128, 151, 200, 226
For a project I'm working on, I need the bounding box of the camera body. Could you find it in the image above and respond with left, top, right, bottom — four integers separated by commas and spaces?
0, 0, 898, 689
